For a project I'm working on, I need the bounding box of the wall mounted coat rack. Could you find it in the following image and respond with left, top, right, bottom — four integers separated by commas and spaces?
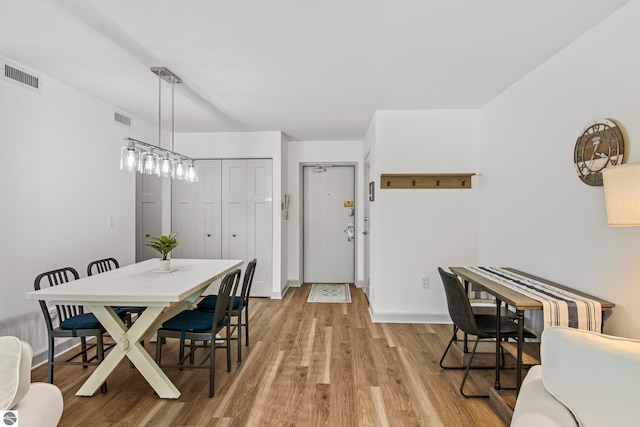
380, 173, 475, 189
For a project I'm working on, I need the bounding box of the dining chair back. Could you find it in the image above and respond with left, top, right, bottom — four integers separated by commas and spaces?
34, 267, 113, 392
156, 268, 242, 397
197, 259, 257, 363
86, 257, 119, 276
438, 267, 535, 398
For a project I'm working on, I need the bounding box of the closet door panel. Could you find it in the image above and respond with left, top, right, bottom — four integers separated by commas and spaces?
198, 161, 222, 258
171, 179, 198, 258
246, 159, 273, 297
222, 160, 247, 261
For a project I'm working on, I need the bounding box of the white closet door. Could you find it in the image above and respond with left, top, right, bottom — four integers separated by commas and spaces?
136, 173, 162, 262
171, 160, 222, 259
222, 160, 247, 262
171, 158, 273, 297
171, 178, 198, 258
197, 160, 222, 258
246, 159, 273, 298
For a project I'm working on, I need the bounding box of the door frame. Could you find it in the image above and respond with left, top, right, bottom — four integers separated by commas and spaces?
299, 162, 359, 285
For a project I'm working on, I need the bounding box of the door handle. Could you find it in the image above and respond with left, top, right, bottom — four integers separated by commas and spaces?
232, 234, 237, 237
207, 233, 212, 237
362, 231, 369, 235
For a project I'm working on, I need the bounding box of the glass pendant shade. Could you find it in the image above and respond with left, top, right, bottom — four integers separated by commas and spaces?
159, 152, 174, 178
120, 142, 140, 172
187, 160, 198, 182
140, 149, 160, 175
174, 158, 186, 181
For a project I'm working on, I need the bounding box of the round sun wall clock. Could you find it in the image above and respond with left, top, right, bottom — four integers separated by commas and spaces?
574, 118, 625, 186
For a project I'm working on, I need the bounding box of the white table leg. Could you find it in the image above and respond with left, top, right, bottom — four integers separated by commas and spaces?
77, 303, 187, 399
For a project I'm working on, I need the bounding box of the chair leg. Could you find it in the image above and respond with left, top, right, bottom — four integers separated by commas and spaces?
439, 326, 459, 369
179, 338, 185, 370
209, 337, 216, 398
460, 337, 489, 398
245, 305, 250, 346
188, 339, 196, 364
226, 322, 231, 372
155, 334, 163, 364
81, 337, 88, 367
48, 336, 55, 384
237, 313, 242, 364
97, 334, 107, 393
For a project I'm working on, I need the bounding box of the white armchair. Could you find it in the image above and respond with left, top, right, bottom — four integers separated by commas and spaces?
511, 326, 640, 426
0, 336, 63, 427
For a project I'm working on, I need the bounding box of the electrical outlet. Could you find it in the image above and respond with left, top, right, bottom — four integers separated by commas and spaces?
421, 276, 430, 289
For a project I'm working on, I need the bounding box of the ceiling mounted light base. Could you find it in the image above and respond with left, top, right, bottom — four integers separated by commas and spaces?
150, 67, 182, 84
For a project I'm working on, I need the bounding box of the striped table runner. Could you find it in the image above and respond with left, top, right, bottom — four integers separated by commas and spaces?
466, 266, 602, 332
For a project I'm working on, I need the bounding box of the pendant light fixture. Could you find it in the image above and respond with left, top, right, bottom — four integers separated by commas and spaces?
120, 67, 198, 182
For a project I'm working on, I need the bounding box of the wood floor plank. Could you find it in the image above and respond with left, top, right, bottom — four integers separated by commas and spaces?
33, 284, 507, 426
371, 386, 391, 427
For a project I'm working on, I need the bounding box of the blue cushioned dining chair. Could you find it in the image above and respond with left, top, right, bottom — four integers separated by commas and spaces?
196, 259, 257, 363
155, 268, 241, 397
34, 267, 115, 393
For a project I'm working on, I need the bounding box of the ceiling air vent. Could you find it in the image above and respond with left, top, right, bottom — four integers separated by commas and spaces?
114, 111, 132, 127
1, 59, 41, 92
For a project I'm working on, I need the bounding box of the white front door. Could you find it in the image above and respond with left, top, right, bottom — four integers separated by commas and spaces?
303, 165, 355, 283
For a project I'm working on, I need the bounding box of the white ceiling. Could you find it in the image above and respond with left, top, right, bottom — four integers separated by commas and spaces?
0, 0, 631, 140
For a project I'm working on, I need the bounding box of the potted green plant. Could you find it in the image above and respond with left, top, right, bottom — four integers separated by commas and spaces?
146, 233, 180, 271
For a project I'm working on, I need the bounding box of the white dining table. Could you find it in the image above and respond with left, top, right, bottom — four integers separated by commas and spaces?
26, 258, 243, 399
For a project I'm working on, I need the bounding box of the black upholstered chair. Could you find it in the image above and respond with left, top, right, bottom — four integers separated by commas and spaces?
156, 268, 241, 397
34, 267, 114, 393
438, 267, 536, 398
197, 259, 257, 363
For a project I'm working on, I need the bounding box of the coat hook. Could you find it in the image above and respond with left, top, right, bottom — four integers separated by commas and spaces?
436, 180, 440, 186
386, 180, 391, 187
412, 179, 416, 186
461, 180, 466, 187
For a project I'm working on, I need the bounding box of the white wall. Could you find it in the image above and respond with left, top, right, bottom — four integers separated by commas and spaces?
369, 110, 479, 323
0, 57, 157, 357
174, 131, 285, 297
286, 140, 364, 287
478, 0, 640, 338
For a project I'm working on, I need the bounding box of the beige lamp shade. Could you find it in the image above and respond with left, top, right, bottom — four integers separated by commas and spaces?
602, 163, 640, 226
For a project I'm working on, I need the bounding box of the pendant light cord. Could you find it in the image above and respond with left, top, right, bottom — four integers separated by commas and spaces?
158, 69, 162, 149
171, 78, 175, 152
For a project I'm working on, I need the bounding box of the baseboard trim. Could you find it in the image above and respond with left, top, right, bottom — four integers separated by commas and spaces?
369, 310, 452, 324
271, 282, 290, 300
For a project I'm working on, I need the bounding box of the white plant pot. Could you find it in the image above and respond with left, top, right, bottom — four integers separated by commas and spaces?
158, 259, 171, 271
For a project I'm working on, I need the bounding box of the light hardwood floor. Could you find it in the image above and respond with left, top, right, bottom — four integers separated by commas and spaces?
33, 285, 510, 426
